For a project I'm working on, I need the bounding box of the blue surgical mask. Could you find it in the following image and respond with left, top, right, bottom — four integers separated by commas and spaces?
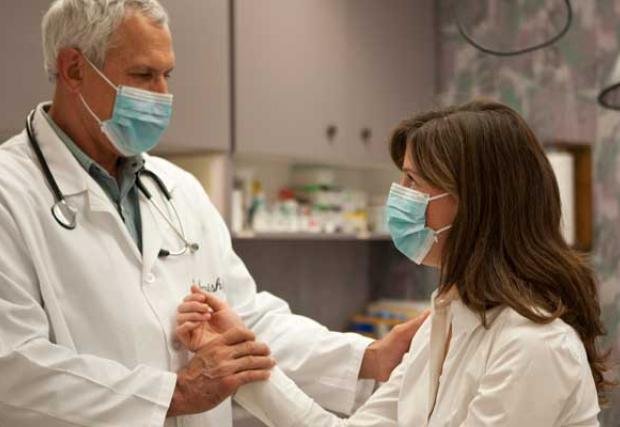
386, 182, 452, 264
79, 57, 173, 157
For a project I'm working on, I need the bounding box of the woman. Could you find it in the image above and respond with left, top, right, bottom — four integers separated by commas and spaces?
176, 100, 609, 426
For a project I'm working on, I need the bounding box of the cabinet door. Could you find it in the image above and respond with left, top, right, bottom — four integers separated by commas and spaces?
158, 0, 231, 153
342, 0, 436, 166
234, 0, 435, 166
234, 0, 350, 162
0, 1, 53, 142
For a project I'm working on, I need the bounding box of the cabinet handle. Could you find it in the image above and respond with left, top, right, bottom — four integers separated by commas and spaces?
326, 124, 338, 145
361, 127, 372, 146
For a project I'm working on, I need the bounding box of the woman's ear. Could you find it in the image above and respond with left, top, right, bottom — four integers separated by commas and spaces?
56, 48, 84, 92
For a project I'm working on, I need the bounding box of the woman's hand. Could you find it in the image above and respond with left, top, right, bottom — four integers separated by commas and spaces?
360, 309, 431, 381
176, 285, 246, 352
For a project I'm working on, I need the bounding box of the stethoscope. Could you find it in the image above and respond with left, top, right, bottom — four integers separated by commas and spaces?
25, 110, 200, 258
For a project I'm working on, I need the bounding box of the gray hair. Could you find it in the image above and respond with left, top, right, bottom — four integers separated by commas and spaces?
42, 0, 169, 82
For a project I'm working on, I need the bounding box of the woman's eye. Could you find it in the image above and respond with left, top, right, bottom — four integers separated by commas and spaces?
401, 175, 415, 188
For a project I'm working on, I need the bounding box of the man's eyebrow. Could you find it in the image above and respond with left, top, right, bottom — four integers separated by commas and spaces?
127, 65, 175, 74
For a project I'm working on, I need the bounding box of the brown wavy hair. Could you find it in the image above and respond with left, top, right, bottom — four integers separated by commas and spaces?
389, 100, 611, 402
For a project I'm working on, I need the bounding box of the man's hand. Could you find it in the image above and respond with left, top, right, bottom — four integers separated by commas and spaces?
359, 309, 430, 382
169, 287, 274, 417
167, 327, 275, 417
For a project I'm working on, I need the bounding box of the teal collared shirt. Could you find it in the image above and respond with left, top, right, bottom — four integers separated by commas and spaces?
42, 110, 143, 253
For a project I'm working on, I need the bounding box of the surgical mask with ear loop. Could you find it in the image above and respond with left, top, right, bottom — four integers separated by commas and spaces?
385, 182, 452, 264
78, 56, 174, 157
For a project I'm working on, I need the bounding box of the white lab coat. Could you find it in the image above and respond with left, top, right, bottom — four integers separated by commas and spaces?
236, 290, 601, 426
0, 103, 373, 427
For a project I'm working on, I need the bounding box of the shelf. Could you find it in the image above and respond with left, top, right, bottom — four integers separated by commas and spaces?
232, 231, 391, 241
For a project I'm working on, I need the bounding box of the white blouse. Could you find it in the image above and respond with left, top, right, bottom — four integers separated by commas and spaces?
235, 290, 600, 426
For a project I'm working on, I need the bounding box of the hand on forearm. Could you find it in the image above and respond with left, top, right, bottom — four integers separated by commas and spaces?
169, 287, 275, 417
167, 327, 275, 417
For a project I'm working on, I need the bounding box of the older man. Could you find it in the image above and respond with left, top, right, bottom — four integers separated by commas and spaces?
0, 1, 423, 426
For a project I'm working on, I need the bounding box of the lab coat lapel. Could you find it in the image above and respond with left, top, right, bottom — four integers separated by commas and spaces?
427, 288, 458, 420
87, 187, 143, 265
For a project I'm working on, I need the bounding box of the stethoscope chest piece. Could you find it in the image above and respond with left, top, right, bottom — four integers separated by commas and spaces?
51, 199, 77, 230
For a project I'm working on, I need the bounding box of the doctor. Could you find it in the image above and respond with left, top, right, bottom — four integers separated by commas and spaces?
0, 1, 424, 426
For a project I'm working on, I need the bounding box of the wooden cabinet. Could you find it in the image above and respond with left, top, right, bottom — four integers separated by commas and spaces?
157, 0, 231, 153
233, 0, 435, 166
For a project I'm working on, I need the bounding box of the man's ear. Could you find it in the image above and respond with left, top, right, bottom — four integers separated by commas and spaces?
56, 48, 84, 92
